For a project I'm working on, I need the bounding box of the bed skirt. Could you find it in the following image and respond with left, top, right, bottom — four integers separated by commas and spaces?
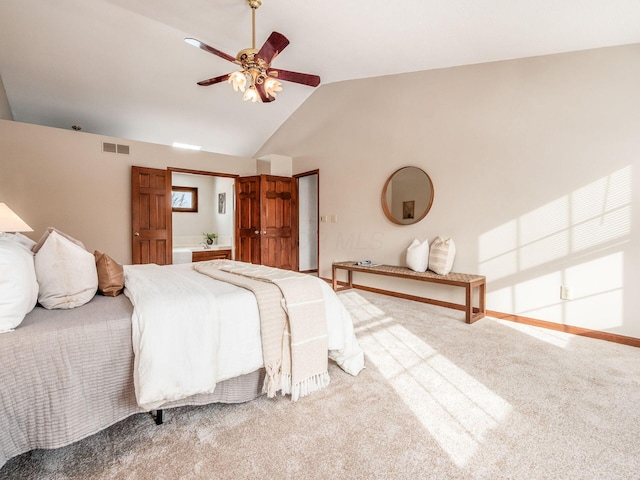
0, 295, 264, 470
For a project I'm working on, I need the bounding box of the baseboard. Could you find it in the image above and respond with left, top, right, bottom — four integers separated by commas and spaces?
487, 311, 640, 348
324, 278, 640, 348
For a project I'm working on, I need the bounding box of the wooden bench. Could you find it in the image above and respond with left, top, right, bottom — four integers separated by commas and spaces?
332, 261, 486, 324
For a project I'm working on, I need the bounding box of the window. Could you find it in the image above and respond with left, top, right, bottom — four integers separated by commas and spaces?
171, 186, 198, 212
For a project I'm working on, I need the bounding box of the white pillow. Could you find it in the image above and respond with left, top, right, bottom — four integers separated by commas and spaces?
406, 238, 429, 272
34, 230, 98, 309
0, 232, 36, 251
0, 240, 39, 332
33, 226, 86, 253
429, 236, 456, 275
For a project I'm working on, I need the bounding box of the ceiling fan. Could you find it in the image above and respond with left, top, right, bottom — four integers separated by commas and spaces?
185, 0, 321, 103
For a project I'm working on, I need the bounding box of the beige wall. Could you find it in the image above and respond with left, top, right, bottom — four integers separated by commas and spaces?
0, 120, 256, 263
256, 44, 640, 339
0, 76, 12, 120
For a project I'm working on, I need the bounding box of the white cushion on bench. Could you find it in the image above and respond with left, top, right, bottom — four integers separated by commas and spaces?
406, 238, 429, 272
429, 236, 456, 275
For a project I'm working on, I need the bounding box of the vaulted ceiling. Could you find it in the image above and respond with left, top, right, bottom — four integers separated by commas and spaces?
1, 0, 640, 157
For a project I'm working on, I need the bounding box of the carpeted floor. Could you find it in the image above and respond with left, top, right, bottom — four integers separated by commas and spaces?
2, 289, 639, 479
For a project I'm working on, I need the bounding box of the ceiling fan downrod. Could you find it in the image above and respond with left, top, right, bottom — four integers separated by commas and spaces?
248, 0, 262, 50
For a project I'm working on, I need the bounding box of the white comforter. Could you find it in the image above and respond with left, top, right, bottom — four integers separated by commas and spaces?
124, 263, 364, 411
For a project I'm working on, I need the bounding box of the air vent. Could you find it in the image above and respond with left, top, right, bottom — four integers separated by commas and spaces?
102, 142, 130, 155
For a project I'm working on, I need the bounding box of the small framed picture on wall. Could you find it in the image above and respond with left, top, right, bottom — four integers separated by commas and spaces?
218, 193, 226, 214
403, 200, 415, 219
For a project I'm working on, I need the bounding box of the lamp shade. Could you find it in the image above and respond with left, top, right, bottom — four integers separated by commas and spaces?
0, 203, 33, 232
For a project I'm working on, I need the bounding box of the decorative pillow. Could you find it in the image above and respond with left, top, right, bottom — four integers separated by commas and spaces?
0, 232, 36, 251
429, 236, 456, 275
94, 250, 124, 297
406, 238, 429, 272
33, 226, 86, 254
34, 230, 98, 309
0, 240, 39, 332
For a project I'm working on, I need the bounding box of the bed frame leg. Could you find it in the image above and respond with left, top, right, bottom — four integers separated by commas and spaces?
151, 409, 163, 425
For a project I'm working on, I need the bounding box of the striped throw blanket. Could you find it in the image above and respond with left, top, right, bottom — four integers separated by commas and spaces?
194, 261, 330, 401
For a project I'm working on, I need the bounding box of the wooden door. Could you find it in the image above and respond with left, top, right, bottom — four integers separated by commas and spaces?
235, 176, 262, 264
261, 175, 298, 270
235, 175, 298, 270
131, 166, 172, 265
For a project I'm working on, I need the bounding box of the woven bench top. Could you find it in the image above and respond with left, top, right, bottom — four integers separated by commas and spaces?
332, 261, 485, 283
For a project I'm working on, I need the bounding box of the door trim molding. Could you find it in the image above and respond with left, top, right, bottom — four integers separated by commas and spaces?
294, 169, 320, 274
168, 167, 239, 178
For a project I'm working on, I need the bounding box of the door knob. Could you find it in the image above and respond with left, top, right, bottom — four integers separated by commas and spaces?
134, 232, 140, 236
254, 230, 259, 234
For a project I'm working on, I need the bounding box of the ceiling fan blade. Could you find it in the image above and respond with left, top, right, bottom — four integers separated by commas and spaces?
256, 32, 289, 65
267, 69, 321, 87
197, 73, 231, 86
185, 38, 237, 64
255, 82, 275, 103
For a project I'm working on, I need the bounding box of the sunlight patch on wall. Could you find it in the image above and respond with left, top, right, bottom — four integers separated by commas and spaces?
344, 291, 512, 468
478, 166, 631, 330
519, 230, 570, 271
572, 206, 631, 252
514, 272, 563, 314
477, 220, 518, 281
565, 252, 624, 330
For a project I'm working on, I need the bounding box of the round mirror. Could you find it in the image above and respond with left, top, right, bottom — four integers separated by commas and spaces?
381, 166, 434, 225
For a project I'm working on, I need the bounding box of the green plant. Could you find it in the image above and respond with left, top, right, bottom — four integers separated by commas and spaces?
203, 232, 217, 241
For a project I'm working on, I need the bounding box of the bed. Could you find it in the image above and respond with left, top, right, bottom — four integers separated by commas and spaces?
0, 256, 364, 470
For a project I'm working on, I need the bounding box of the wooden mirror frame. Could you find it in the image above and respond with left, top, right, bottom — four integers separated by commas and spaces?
381, 166, 434, 225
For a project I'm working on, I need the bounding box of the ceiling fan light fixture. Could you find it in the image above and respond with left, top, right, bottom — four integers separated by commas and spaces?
243, 86, 259, 103
228, 71, 248, 92
264, 76, 282, 98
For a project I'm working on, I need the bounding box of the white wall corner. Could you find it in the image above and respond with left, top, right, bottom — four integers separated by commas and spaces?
0, 75, 14, 121
258, 154, 293, 177
257, 158, 271, 175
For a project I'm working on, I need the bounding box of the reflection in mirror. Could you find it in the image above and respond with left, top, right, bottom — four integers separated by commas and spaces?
381, 167, 434, 225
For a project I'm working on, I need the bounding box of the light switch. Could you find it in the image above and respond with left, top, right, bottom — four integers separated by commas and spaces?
320, 215, 328, 223
330, 214, 338, 223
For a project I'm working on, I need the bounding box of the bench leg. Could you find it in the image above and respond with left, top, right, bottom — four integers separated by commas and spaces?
467, 280, 487, 324
332, 265, 338, 291
333, 267, 355, 292
465, 285, 472, 324
479, 281, 486, 318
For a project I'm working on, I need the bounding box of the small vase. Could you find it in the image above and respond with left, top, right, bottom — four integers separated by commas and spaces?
206, 238, 213, 245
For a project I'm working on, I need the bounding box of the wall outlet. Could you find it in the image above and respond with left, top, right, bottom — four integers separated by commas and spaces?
560, 286, 572, 300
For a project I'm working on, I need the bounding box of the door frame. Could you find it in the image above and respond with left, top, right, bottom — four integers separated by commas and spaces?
293, 169, 319, 274
168, 167, 239, 259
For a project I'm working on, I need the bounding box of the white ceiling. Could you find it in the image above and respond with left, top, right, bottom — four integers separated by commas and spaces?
1, 0, 640, 158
